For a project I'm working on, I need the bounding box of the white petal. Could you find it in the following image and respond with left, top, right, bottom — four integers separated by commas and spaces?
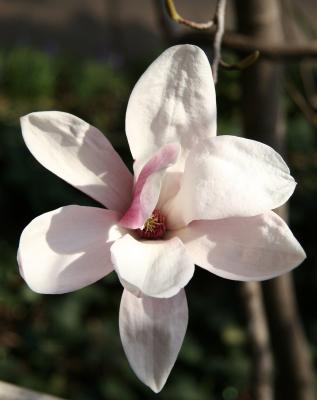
119, 289, 188, 393
170, 211, 306, 281
111, 235, 194, 298
18, 206, 124, 293
21, 112, 133, 212
126, 45, 217, 160
157, 157, 186, 209
165, 136, 297, 228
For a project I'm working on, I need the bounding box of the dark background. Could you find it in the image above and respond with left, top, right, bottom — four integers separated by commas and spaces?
0, 1, 316, 399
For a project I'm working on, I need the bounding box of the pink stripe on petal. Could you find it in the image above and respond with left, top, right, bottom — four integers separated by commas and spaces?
119, 143, 180, 229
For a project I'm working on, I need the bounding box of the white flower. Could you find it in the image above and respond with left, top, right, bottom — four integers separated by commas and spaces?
17, 45, 305, 393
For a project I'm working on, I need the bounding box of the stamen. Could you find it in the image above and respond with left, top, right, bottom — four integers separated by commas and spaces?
137, 209, 167, 239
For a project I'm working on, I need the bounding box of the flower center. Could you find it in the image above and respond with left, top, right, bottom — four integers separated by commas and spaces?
137, 209, 167, 239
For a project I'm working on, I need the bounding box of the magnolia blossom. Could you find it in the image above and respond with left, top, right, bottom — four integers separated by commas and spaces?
18, 45, 306, 393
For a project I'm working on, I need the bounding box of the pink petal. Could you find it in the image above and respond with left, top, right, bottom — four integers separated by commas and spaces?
170, 211, 306, 281
111, 234, 194, 298
119, 289, 188, 393
126, 45, 217, 161
18, 206, 124, 294
119, 143, 180, 229
21, 112, 133, 212
165, 136, 297, 228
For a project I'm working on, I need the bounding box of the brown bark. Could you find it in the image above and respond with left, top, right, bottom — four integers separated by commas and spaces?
263, 274, 315, 400
236, 0, 315, 399
240, 282, 274, 400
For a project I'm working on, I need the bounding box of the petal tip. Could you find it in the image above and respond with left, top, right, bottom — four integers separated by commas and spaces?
20, 113, 31, 131
171, 43, 207, 57
148, 381, 165, 394
295, 243, 307, 266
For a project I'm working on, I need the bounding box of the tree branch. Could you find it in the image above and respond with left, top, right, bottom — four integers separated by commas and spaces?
236, 0, 315, 397
263, 274, 315, 400
240, 282, 274, 400
176, 30, 317, 60
163, 1, 317, 62
300, 62, 317, 110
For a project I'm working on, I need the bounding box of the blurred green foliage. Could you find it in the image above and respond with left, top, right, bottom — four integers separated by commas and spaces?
1, 48, 58, 98
0, 47, 316, 400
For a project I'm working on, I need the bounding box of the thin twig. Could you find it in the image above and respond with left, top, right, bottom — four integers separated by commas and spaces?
212, 0, 227, 83
285, 80, 317, 127
165, 0, 214, 30
219, 50, 260, 70
164, 0, 229, 82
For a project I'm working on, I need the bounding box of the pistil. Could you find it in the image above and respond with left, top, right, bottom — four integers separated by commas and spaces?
137, 209, 167, 239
